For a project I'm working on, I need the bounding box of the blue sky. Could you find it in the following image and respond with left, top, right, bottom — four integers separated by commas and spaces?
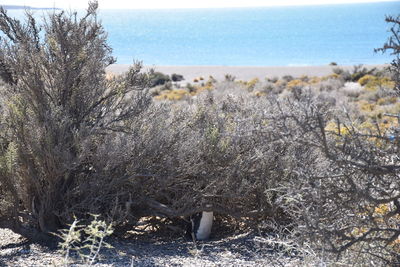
2, 0, 399, 9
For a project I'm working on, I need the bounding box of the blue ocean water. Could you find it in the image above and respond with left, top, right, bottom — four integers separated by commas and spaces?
5, 1, 400, 66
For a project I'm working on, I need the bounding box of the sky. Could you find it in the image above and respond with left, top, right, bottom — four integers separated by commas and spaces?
2, 0, 399, 9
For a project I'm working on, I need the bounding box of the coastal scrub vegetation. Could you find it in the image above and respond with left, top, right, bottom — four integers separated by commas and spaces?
0, 1, 151, 242
0, 2, 399, 266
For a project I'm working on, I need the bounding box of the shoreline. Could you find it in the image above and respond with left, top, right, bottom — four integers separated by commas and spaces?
106, 64, 389, 82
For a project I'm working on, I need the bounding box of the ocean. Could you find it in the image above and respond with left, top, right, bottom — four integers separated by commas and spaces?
4, 1, 400, 66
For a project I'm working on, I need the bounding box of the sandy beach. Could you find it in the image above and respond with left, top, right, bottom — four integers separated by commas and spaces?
106, 64, 388, 82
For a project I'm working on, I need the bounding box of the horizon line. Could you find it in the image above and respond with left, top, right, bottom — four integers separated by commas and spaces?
94, 0, 400, 10
3, 0, 399, 11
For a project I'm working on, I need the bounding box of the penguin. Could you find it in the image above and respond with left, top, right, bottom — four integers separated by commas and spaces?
186, 207, 213, 241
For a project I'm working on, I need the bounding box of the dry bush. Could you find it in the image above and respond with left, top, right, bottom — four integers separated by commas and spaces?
266, 17, 400, 264
270, 91, 399, 265
0, 2, 150, 242
119, 91, 299, 225
376, 15, 400, 97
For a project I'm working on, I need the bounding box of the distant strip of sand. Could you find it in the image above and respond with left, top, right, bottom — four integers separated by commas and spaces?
106, 64, 388, 82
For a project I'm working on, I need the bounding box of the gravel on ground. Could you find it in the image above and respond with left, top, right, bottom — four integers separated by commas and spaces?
0, 227, 304, 266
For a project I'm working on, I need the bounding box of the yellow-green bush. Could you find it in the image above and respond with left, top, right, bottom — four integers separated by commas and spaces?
376, 96, 398, 105
308, 76, 321, 84
254, 91, 266, 97
358, 75, 395, 91
358, 100, 376, 112
287, 79, 306, 88
245, 78, 260, 90
328, 73, 341, 79
325, 121, 350, 136
191, 84, 214, 95
358, 74, 376, 86
321, 73, 341, 81
154, 89, 189, 101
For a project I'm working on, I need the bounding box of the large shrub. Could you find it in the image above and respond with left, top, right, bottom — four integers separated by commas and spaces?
0, 2, 150, 241
148, 71, 171, 87
95, 87, 304, 233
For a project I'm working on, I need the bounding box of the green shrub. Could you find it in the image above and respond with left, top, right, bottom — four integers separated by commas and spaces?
171, 73, 184, 82
148, 71, 171, 87
282, 75, 294, 82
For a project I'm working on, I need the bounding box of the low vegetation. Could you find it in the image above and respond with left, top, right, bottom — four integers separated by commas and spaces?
0, 2, 399, 266
57, 215, 114, 266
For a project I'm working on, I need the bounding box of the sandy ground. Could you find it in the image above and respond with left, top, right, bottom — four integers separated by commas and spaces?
0, 228, 305, 266
106, 64, 388, 82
